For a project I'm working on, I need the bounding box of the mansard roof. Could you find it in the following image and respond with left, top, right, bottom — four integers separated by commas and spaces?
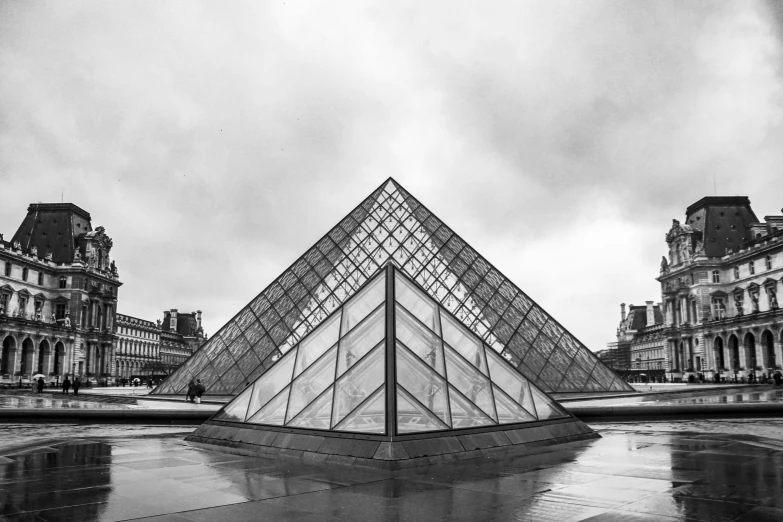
9, 203, 93, 264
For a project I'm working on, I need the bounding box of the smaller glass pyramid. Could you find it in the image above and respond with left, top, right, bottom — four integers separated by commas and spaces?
214, 264, 570, 435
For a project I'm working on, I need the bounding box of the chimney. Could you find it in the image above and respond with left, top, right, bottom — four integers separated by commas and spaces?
620, 303, 626, 322
170, 309, 178, 332
646, 301, 655, 326
196, 310, 202, 329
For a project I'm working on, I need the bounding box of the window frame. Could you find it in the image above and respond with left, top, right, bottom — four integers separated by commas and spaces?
712, 270, 720, 283
749, 261, 755, 276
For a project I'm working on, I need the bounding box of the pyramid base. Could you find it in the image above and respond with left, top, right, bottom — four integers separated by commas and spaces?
185, 418, 599, 470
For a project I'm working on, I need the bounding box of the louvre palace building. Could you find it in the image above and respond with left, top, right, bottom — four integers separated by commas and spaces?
0, 203, 121, 385
659, 196, 783, 382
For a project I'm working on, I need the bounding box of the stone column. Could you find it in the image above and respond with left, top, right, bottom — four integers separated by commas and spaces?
30, 340, 38, 377
755, 335, 766, 372
723, 342, 731, 371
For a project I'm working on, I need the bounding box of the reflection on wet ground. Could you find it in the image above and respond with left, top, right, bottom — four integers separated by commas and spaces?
567, 386, 783, 407
0, 391, 220, 412
1, 422, 782, 521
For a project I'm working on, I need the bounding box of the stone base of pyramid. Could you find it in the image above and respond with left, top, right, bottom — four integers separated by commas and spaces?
185, 417, 599, 470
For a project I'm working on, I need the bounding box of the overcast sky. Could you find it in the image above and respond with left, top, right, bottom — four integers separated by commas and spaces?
1, 1, 782, 352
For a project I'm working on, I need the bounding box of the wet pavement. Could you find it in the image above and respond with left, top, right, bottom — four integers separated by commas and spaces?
1, 420, 782, 521
566, 386, 783, 407
0, 390, 221, 412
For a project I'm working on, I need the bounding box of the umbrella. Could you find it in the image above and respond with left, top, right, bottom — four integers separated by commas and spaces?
31, 374, 46, 380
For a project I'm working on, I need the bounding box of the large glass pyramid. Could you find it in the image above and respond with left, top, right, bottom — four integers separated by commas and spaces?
212, 265, 571, 435
153, 179, 632, 396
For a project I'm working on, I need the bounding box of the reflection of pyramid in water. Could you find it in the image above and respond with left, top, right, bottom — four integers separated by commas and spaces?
154, 179, 632, 397
213, 265, 570, 434
187, 266, 598, 468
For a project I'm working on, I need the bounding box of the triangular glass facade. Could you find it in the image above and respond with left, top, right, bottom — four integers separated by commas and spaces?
214, 265, 571, 435
155, 179, 631, 396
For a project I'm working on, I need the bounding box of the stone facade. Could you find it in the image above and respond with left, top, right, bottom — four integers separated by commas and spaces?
606, 302, 665, 372
658, 196, 783, 382
115, 314, 160, 379
0, 203, 121, 384
159, 309, 205, 370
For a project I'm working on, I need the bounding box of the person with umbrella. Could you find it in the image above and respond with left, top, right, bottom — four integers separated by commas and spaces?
36, 376, 44, 394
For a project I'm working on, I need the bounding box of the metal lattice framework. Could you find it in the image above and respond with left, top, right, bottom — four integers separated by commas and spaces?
154, 179, 632, 396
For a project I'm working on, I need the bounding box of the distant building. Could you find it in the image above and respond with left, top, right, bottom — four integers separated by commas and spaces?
0, 203, 121, 383
658, 196, 783, 382
606, 302, 666, 378
160, 309, 205, 370
115, 314, 159, 379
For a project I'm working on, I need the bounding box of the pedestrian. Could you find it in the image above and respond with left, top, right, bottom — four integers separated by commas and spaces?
62, 376, 71, 395
186, 379, 197, 403
36, 377, 44, 394
195, 379, 206, 404
73, 378, 81, 396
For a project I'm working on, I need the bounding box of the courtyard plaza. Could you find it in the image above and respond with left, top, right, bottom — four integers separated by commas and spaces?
0, 420, 781, 521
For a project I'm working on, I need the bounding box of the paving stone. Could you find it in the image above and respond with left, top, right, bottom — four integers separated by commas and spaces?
233, 428, 278, 447
456, 431, 513, 450
325, 454, 356, 466
401, 436, 465, 458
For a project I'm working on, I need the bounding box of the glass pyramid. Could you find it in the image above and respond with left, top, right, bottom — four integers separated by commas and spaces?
212, 265, 571, 435
153, 179, 632, 396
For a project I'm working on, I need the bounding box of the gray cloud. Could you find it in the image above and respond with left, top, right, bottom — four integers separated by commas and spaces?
1, 0, 781, 351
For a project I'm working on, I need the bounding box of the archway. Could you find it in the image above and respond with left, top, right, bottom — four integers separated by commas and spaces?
20, 338, 34, 376
744, 332, 757, 371
53, 342, 65, 376
728, 335, 740, 371
762, 330, 776, 370
38, 339, 50, 375
714, 337, 725, 370
1, 335, 16, 375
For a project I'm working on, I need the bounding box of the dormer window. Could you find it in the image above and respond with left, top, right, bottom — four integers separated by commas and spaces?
749, 261, 755, 275
766, 255, 772, 270
712, 270, 720, 283
22, 267, 28, 281
734, 266, 740, 280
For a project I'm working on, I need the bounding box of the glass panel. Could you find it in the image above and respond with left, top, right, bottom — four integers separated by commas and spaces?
486, 349, 536, 416
333, 385, 385, 433
286, 345, 338, 422
331, 344, 385, 428
396, 305, 445, 377
440, 312, 487, 376
395, 272, 440, 334
396, 385, 449, 434
340, 271, 385, 336
448, 385, 494, 428
245, 348, 296, 419
531, 386, 569, 419
294, 312, 340, 378
444, 344, 496, 421
215, 385, 253, 422
396, 343, 450, 425
493, 385, 536, 423
288, 386, 334, 429
336, 307, 385, 379
247, 385, 290, 426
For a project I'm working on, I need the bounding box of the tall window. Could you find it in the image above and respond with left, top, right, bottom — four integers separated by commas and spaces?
690, 273, 695, 285
766, 255, 772, 270
58, 276, 66, 288
55, 303, 66, 320
749, 261, 755, 275
712, 270, 720, 283
22, 267, 28, 281
734, 266, 740, 280
38, 272, 43, 285
4, 262, 10, 276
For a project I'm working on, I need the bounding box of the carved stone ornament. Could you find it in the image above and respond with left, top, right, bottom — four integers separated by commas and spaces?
30, 246, 38, 257
665, 219, 694, 243
13, 241, 20, 251
74, 249, 82, 261
660, 256, 669, 272
45, 251, 53, 262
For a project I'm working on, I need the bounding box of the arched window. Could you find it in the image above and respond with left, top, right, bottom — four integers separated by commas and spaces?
59, 276, 67, 289
712, 270, 720, 283
734, 266, 739, 280
749, 261, 755, 275
766, 255, 772, 270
